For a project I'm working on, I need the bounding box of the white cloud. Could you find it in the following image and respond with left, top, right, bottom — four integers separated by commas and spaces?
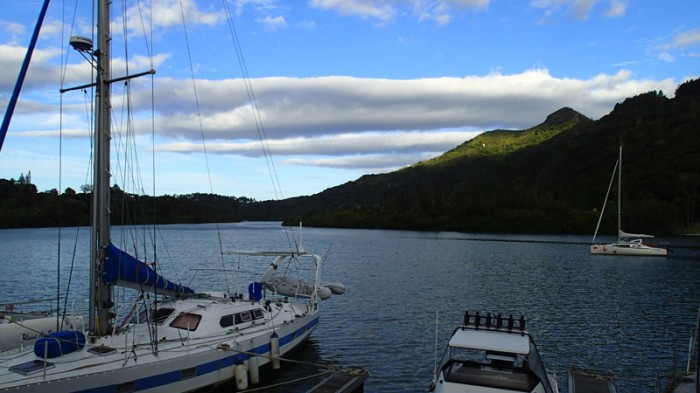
531, 0, 627, 20
122, 0, 223, 36
283, 152, 440, 171
156, 130, 478, 156
671, 29, 700, 49
0, 45, 64, 90
659, 52, 675, 63
1, 21, 25, 43
310, 0, 490, 25
651, 28, 700, 63
310, 0, 396, 23
257, 15, 288, 31
604, 1, 626, 17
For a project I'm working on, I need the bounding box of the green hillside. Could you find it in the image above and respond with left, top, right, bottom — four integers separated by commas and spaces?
281, 79, 700, 235
418, 107, 591, 165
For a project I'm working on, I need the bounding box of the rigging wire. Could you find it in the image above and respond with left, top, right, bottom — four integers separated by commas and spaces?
176, 0, 232, 292
57, 0, 67, 332
219, 0, 299, 252
58, 0, 88, 330
592, 158, 619, 242
219, 0, 283, 199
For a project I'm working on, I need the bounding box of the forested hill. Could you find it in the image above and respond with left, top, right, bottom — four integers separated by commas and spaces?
273, 78, 700, 235
1, 78, 699, 234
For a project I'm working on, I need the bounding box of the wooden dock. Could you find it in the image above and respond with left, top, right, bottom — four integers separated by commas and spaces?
306, 367, 370, 393
568, 367, 618, 393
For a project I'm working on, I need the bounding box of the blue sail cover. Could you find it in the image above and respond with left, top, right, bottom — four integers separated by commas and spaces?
105, 243, 195, 296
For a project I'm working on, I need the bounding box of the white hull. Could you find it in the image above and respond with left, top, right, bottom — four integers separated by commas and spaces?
590, 146, 667, 258
590, 243, 667, 256
431, 312, 559, 393
0, 296, 318, 392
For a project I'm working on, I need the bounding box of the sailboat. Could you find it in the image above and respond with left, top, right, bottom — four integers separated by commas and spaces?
590, 145, 667, 256
0, 1, 343, 391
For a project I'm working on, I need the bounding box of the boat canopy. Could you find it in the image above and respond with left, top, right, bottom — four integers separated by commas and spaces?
104, 243, 195, 296
619, 230, 654, 239
448, 328, 530, 355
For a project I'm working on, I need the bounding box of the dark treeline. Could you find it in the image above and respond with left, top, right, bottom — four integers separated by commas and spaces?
0, 180, 257, 229
2, 78, 699, 235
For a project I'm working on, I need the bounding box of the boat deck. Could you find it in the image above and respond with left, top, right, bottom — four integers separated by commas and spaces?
568, 368, 617, 393
443, 360, 539, 391
307, 367, 370, 393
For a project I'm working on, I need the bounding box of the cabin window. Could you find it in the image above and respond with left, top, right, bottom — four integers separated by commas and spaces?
220, 314, 234, 328
170, 313, 201, 331
154, 308, 175, 323
220, 309, 264, 329
134, 307, 174, 325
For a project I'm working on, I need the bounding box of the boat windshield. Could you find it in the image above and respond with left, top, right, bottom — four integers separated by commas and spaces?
441, 341, 555, 393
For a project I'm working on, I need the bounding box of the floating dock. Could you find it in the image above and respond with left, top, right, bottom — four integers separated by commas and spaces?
568, 367, 618, 393
672, 372, 697, 393
307, 367, 370, 393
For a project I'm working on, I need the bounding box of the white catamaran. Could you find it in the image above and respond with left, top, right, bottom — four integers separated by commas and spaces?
0, 1, 343, 391
590, 145, 667, 256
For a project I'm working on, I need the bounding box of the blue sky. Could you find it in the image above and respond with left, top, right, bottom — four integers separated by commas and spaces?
0, 0, 698, 201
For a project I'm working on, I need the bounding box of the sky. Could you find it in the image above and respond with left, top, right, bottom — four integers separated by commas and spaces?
0, 0, 698, 201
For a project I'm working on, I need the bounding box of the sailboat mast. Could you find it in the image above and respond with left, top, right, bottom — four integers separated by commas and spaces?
617, 145, 622, 242
89, 0, 113, 336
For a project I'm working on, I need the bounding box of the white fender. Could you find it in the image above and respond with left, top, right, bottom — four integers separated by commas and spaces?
248, 355, 259, 384
235, 362, 248, 390
326, 282, 346, 295
318, 287, 332, 300
270, 333, 280, 370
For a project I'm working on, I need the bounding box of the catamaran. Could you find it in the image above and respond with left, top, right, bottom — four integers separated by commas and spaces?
590, 145, 667, 256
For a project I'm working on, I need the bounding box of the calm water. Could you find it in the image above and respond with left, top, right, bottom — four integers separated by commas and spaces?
1, 223, 698, 392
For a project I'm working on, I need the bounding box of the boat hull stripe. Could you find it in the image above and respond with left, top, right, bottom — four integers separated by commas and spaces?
75, 317, 319, 392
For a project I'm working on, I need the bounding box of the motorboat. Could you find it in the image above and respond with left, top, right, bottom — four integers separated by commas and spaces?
430, 311, 559, 393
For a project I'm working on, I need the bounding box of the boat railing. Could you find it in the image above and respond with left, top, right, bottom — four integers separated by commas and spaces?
462, 311, 526, 334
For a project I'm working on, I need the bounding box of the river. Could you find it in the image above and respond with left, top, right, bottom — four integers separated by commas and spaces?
0, 222, 698, 392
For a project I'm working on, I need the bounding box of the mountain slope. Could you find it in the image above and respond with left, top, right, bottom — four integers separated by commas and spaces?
278, 79, 700, 235
418, 107, 591, 165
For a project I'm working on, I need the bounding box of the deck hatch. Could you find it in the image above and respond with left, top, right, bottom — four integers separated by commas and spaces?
9, 359, 55, 375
